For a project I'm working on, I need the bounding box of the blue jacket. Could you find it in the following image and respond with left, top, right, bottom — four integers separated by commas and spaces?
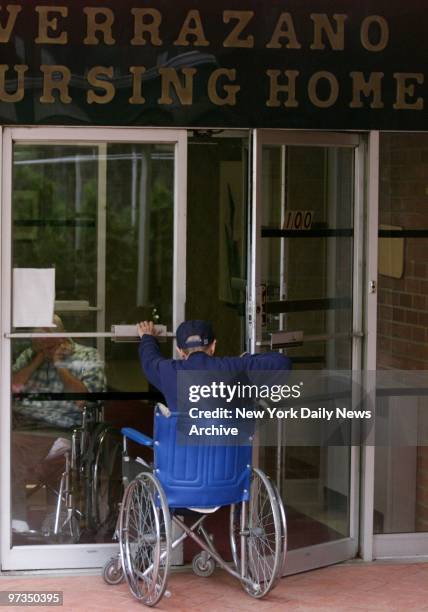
139, 335, 291, 411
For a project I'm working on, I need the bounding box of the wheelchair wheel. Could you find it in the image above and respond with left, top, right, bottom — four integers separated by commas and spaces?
271, 480, 287, 581
91, 427, 122, 532
192, 552, 215, 577
119, 473, 171, 606
229, 468, 283, 598
103, 556, 124, 585
41, 510, 80, 544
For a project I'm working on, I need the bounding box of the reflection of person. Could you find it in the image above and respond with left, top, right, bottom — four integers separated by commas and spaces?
13, 315, 106, 429
11, 315, 106, 533
137, 319, 291, 410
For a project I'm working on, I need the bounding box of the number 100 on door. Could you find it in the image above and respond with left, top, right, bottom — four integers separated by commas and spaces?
283, 210, 313, 230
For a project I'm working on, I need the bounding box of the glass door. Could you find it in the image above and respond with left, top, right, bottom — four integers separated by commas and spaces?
249, 130, 364, 573
1, 127, 187, 570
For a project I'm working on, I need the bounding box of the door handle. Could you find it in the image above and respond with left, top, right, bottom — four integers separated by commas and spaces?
256, 330, 304, 349
111, 324, 174, 343
270, 330, 303, 349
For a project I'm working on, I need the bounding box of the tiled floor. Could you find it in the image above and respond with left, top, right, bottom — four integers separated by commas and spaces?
0, 562, 428, 611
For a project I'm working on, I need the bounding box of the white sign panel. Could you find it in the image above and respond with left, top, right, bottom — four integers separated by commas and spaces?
13, 268, 56, 328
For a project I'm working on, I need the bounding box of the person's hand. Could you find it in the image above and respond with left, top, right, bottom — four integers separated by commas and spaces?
33, 337, 61, 362
12, 382, 25, 393
32, 337, 48, 357
137, 320, 158, 338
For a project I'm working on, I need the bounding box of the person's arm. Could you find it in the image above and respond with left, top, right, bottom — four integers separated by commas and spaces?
137, 319, 168, 391
52, 342, 89, 395
138, 335, 164, 391
51, 343, 106, 412
12, 350, 45, 389
78, 352, 106, 393
55, 367, 89, 394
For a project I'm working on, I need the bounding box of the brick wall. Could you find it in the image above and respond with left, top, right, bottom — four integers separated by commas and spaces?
378, 133, 428, 532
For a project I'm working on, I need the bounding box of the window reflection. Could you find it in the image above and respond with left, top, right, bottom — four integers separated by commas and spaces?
12, 143, 174, 334
259, 144, 354, 549
11, 317, 106, 542
11, 141, 175, 545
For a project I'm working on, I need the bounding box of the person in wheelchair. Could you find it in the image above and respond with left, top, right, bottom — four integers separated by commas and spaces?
11, 315, 106, 536
138, 318, 290, 398
103, 319, 290, 605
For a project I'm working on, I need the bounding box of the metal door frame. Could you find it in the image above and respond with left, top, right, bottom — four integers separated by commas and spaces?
0, 126, 187, 570
248, 129, 364, 574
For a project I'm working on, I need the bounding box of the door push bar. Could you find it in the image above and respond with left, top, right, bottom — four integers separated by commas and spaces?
5, 324, 174, 342
111, 324, 173, 342
255, 330, 304, 349
256, 330, 364, 349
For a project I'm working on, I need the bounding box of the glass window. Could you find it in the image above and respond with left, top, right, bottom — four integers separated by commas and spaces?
11, 142, 175, 545
259, 143, 355, 549
261, 145, 354, 370
13, 143, 174, 333
374, 133, 428, 534
186, 133, 248, 354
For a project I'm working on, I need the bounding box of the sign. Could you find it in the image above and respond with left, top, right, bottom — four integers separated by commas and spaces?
0, 1, 426, 129
283, 211, 313, 230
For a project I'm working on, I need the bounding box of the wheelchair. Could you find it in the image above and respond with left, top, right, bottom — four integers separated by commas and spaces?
34, 405, 122, 543
103, 403, 287, 607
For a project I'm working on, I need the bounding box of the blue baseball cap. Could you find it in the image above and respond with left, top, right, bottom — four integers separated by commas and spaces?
176, 320, 215, 349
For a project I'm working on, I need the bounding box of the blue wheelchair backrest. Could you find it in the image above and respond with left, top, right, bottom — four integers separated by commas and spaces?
153, 406, 252, 509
